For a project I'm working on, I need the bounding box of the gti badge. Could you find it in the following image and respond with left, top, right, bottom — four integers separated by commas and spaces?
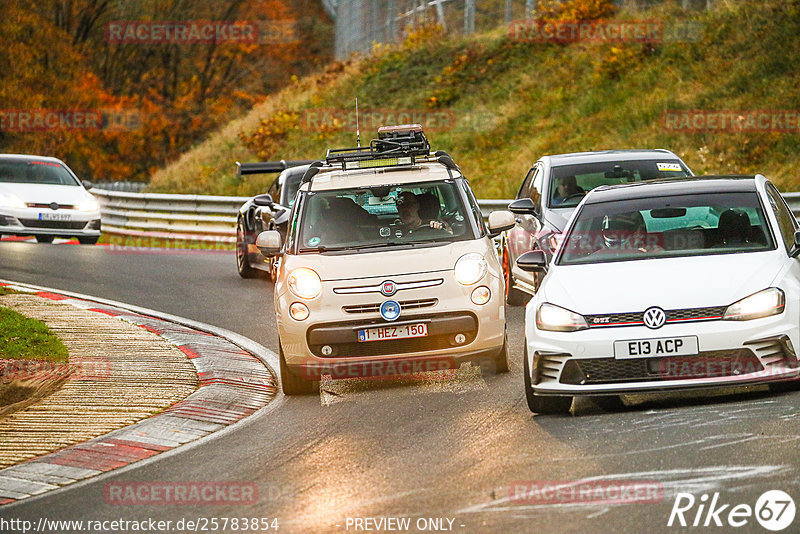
380, 300, 401, 321
381, 280, 397, 297
643, 306, 666, 329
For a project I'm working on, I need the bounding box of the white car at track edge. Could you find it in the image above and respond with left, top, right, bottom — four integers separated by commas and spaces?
0, 154, 101, 244
514, 175, 800, 413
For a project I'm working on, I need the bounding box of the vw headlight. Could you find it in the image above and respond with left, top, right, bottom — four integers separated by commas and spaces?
288, 268, 321, 299
77, 197, 99, 212
0, 193, 26, 209
723, 287, 785, 321
454, 253, 487, 285
536, 303, 588, 332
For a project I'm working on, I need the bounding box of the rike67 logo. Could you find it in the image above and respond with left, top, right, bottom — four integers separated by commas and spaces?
668, 490, 795, 531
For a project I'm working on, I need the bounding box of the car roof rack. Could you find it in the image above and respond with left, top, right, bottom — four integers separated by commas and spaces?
300, 124, 459, 186
324, 124, 431, 170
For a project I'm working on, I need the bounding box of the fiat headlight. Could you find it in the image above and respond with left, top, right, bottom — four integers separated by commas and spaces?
536, 303, 589, 332
723, 288, 785, 321
288, 268, 321, 299
454, 253, 487, 286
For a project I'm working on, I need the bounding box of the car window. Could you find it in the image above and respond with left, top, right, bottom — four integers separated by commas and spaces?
459, 178, 486, 237
283, 173, 303, 208
557, 191, 775, 265
297, 180, 475, 252
267, 176, 282, 206
517, 167, 535, 199
765, 182, 798, 252
530, 166, 544, 211
548, 159, 691, 209
0, 160, 79, 186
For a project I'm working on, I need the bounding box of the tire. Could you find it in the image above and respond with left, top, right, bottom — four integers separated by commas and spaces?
769, 380, 800, 394
236, 218, 260, 279
279, 342, 319, 395
490, 333, 510, 374
269, 256, 279, 283
593, 395, 625, 411
35, 235, 54, 243
502, 243, 530, 306
524, 345, 572, 414
77, 236, 99, 245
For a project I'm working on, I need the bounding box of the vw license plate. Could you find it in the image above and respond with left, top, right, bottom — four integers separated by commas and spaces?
614, 336, 698, 359
39, 212, 72, 221
358, 323, 428, 342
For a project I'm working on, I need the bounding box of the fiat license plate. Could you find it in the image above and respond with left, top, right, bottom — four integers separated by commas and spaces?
358, 323, 428, 342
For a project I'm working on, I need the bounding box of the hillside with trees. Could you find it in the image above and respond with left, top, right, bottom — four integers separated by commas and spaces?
149, 0, 800, 199
0, 0, 332, 182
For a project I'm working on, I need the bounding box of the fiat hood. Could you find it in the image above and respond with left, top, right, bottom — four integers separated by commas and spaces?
284, 240, 491, 282
540, 251, 784, 314
0, 183, 92, 206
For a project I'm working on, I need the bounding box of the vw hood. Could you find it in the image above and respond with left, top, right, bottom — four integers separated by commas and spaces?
540, 251, 785, 314
0, 183, 93, 206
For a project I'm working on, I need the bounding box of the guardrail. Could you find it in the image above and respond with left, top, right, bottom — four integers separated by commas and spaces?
92, 187, 800, 246
91, 189, 251, 244
91, 188, 515, 245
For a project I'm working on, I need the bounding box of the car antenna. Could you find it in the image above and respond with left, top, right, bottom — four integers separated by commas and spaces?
355, 97, 361, 148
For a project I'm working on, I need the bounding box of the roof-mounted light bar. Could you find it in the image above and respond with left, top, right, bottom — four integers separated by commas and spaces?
324, 124, 431, 170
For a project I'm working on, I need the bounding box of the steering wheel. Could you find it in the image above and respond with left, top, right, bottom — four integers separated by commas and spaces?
564, 192, 586, 201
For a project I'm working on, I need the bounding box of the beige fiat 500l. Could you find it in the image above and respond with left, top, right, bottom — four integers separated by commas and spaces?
257, 126, 514, 394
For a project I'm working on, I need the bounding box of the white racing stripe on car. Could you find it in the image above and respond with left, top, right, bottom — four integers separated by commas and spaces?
319, 363, 488, 406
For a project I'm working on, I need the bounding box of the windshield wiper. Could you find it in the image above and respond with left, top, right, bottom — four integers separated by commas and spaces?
298, 245, 352, 253
349, 241, 408, 250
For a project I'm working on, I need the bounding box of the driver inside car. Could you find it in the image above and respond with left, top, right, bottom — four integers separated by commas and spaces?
396, 191, 452, 235
551, 175, 585, 205
592, 211, 662, 256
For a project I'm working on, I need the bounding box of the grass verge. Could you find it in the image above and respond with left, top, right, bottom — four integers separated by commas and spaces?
0, 307, 69, 363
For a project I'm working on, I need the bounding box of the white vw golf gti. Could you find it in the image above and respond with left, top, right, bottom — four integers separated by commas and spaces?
516, 175, 800, 413
0, 154, 101, 244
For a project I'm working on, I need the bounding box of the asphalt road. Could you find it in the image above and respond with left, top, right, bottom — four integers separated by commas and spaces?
2, 239, 800, 534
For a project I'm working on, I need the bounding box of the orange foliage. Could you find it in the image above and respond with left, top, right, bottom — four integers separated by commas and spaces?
536, 0, 618, 21
0, 0, 333, 182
